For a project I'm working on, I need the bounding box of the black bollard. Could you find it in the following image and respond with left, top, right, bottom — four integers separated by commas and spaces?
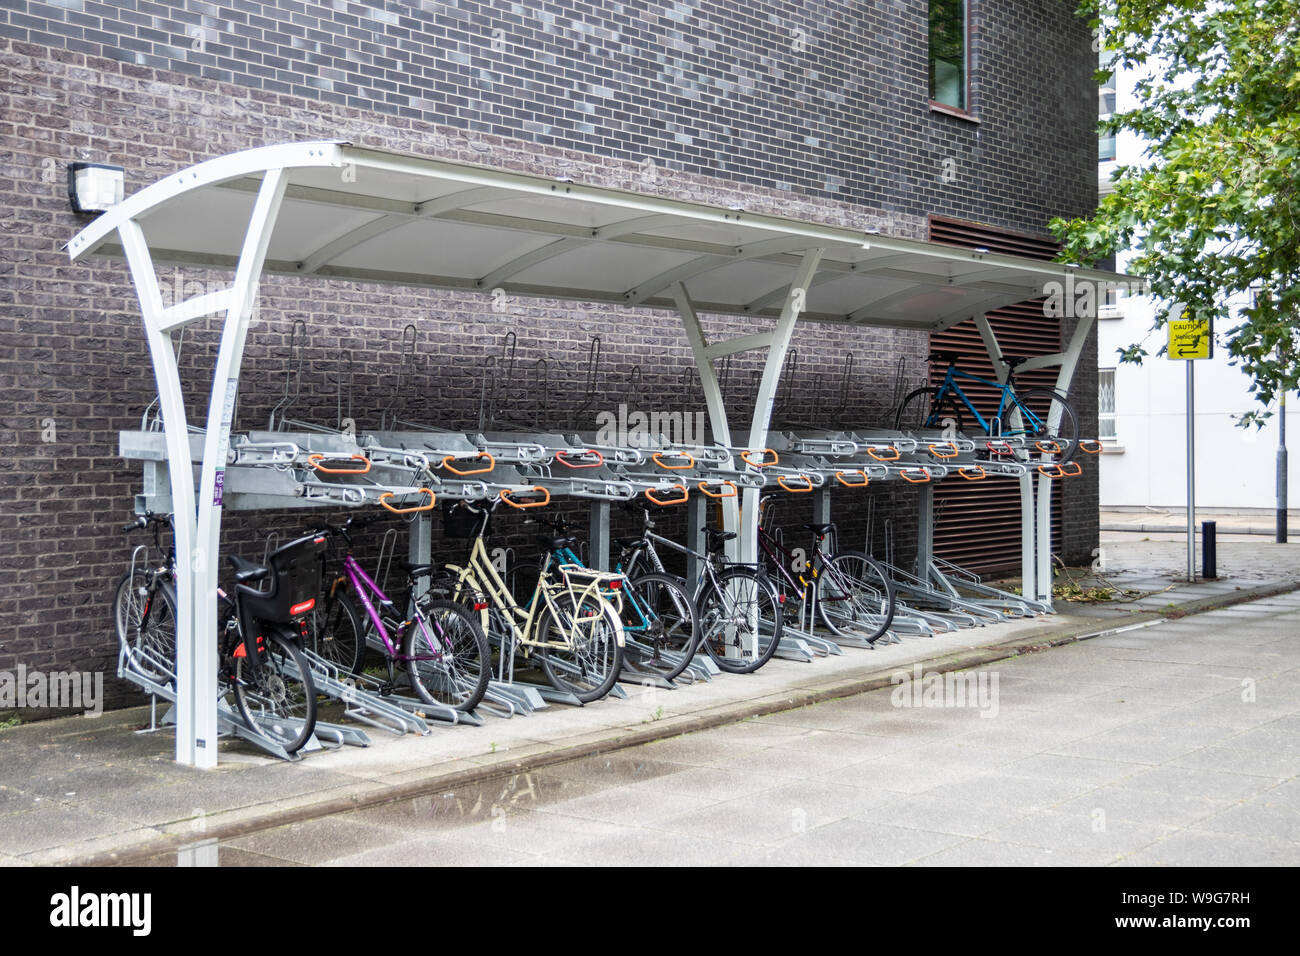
1202, 520, 1217, 580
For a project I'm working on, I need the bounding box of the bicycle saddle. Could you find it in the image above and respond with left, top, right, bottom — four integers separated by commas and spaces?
226, 554, 269, 585
802, 523, 833, 537
539, 535, 576, 551
405, 562, 434, 578
614, 536, 647, 551
928, 350, 963, 364
703, 528, 737, 551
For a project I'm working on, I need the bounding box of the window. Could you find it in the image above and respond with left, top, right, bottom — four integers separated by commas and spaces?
1098, 49, 1117, 162
1099, 284, 1123, 319
1099, 368, 1117, 439
929, 1, 968, 111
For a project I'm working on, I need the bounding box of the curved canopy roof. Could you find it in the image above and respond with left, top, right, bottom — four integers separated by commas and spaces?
68, 140, 1126, 330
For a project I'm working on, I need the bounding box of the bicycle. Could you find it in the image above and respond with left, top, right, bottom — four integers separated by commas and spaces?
112, 512, 178, 686
896, 350, 1079, 462
443, 494, 626, 703
113, 513, 321, 755
755, 497, 895, 643
618, 502, 784, 674
221, 532, 326, 754
541, 516, 698, 683
303, 516, 491, 714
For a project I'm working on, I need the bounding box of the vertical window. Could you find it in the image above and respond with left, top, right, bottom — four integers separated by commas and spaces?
1099, 368, 1117, 439
1098, 49, 1117, 161
929, 1, 968, 110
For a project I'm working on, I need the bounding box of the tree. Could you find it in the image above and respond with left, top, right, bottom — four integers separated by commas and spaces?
1050, 0, 1300, 426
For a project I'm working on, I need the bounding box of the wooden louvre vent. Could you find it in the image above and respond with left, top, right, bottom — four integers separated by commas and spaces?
926, 216, 1064, 575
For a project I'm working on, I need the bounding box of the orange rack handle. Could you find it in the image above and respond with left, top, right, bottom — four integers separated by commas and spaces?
835, 470, 869, 488
1035, 439, 1062, 455
1038, 463, 1064, 478
440, 452, 495, 475
928, 442, 958, 459
645, 484, 689, 506
379, 488, 436, 513
308, 453, 371, 475
1059, 461, 1082, 477
866, 446, 901, 462
501, 486, 551, 509
1078, 439, 1103, 455
652, 451, 695, 470
557, 449, 604, 469
697, 480, 738, 499
776, 474, 814, 493
986, 440, 1014, 456
740, 448, 779, 467
958, 465, 986, 481
900, 467, 931, 484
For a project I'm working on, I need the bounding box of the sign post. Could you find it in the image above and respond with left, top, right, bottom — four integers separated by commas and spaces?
1167, 307, 1212, 582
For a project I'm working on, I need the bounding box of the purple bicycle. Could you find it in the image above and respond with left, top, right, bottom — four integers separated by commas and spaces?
303, 516, 490, 714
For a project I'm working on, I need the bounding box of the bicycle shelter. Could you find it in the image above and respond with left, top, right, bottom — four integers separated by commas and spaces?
68, 141, 1125, 767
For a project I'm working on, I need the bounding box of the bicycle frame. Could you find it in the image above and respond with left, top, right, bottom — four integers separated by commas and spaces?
931, 365, 1048, 436
334, 553, 447, 664
447, 517, 624, 655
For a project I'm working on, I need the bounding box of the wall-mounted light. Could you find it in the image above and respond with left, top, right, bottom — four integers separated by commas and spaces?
67, 162, 124, 214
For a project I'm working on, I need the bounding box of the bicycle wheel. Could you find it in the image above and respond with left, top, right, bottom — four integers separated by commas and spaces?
623, 572, 697, 683
895, 386, 964, 433
302, 591, 366, 676
113, 571, 177, 685
231, 627, 317, 754
537, 591, 623, 703
1002, 387, 1079, 463
695, 568, 783, 674
405, 597, 490, 713
817, 550, 896, 643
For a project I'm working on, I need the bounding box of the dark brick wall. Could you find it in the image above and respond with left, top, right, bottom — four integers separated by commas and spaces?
0, 0, 1098, 714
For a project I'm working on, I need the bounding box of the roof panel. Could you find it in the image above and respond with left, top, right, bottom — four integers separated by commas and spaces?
68, 141, 1133, 332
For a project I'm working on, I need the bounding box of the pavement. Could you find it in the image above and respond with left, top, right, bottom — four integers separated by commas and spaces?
1100, 508, 1297, 539
145, 590, 1300, 866
1, 521, 1298, 867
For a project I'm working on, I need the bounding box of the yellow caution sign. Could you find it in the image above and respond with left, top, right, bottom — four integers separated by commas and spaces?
1167, 316, 1212, 360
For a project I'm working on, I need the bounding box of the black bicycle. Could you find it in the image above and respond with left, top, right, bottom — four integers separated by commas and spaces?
113, 512, 178, 686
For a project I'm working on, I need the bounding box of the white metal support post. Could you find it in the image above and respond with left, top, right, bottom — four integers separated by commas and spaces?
673, 282, 739, 554
1034, 314, 1094, 604
119, 221, 202, 765
740, 251, 824, 563
973, 311, 1095, 607
117, 170, 289, 767
189, 169, 289, 766
672, 250, 823, 565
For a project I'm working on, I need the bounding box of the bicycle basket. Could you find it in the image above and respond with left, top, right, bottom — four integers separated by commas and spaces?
237, 532, 328, 625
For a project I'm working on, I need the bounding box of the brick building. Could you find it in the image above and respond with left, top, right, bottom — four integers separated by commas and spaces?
0, 0, 1099, 711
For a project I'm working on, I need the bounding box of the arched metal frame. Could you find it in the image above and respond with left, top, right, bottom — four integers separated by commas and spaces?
69, 141, 1118, 767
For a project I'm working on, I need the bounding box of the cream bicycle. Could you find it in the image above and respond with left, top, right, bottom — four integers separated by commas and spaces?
443, 492, 625, 703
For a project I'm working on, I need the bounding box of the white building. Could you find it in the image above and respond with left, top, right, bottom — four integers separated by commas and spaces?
1096, 51, 1299, 514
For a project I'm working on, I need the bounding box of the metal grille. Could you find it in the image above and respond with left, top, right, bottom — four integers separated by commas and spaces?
1098, 368, 1117, 439
927, 216, 1065, 574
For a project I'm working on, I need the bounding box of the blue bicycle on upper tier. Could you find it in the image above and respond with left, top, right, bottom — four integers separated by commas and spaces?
895, 351, 1080, 463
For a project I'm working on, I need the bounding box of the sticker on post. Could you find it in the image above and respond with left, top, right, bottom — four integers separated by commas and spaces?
213, 468, 225, 506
